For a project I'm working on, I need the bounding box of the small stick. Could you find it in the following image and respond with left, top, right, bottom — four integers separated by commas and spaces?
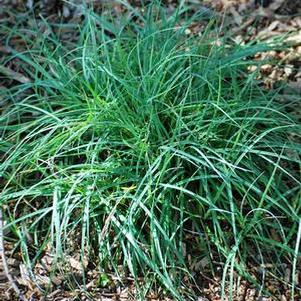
0, 208, 28, 301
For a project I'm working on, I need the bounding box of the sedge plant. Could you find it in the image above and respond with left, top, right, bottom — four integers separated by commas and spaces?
0, 3, 300, 300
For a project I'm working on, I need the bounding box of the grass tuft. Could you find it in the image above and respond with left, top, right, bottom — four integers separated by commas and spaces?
0, 3, 300, 300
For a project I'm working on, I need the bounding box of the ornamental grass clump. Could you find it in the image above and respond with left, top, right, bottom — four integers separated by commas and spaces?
0, 4, 300, 300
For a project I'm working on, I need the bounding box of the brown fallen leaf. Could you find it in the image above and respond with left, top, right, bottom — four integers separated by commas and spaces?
286, 31, 301, 46
229, 6, 243, 25
0, 65, 31, 84
269, 0, 286, 11
68, 257, 82, 271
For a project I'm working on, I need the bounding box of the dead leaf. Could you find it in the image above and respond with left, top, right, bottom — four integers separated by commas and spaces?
269, 0, 286, 11
68, 257, 82, 271
286, 31, 301, 46
268, 20, 280, 31
17, 264, 34, 290
0, 65, 31, 84
229, 6, 243, 25
198, 297, 210, 301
